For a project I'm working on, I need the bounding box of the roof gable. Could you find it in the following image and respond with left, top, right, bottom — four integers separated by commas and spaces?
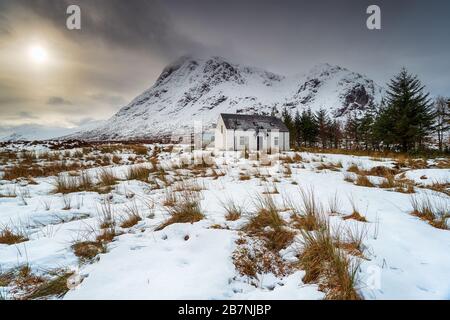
220, 113, 289, 132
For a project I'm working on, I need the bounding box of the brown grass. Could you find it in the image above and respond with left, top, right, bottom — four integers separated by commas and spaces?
344, 197, 367, 222
343, 173, 355, 183
156, 191, 204, 231
126, 165, 152, 182
298, 221, 362, 300
346, 164, 360, 174
246, 194, 284, 232
0, 226, 28, 245
221, 198, 245, 221
317, 162, 342, 172
288, 188, 325, 231
72, 241, 106, 261
120, 201, 142, 228
24, 270, 74, 300
244, 194, 295, 252
355, 174, 375, 188
97, 168, 118, 187
239, 174, 251, 181
410, 195, 449, 230
232, 238, 290, 280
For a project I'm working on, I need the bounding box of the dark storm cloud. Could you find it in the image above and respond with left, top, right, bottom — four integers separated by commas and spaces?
3, 0, 204, 59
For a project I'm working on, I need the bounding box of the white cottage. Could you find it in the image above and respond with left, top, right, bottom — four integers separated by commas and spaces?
215, 113, 290, 152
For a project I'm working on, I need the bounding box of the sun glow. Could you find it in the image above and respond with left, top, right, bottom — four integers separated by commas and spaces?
28, 45, 48, 64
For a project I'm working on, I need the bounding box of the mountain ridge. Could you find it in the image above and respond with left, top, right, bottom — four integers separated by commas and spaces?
70, 56, 384, 140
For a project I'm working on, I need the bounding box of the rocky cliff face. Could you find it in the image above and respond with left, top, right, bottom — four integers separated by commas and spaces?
72, 56, 383, 140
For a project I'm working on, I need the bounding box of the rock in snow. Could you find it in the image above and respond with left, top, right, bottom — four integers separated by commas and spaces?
72, 56, 383, 140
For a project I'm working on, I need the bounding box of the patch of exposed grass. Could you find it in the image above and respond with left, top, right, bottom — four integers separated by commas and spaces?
221, 198, 246, 221
120, 201, 142, 228
246, 194, 284, 232
0, 226, 28, 245
298, 221, 362, 300
126, 165, 152, 182
288, 188, 325, 231
239, 174, 251, 181
410, 194, 449, 230
72, 241, 106, 261
156, 191, 204, 231
355, 174, 375, 188
97, 168, 118, 187
24, 270, 74, 300
232, 238, 290, 280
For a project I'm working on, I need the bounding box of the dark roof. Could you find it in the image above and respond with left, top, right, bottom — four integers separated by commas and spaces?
220, 113, 289, 132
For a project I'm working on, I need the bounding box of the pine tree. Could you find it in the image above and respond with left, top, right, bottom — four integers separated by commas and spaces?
344, 113, 360, 149
316, 108, 330, 148
294, 110, 302, 148
358, 113, 375, 150
328, 119, 343, 149
281, 107, 295, 147
377, 68, 435, 152
300, 108, 318, 147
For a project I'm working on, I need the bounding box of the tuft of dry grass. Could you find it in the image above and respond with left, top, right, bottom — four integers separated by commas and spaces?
221, 198, 246, 221
355, 174, 375, 188
120, 201, 142, 228
246, 194, 284, 232
298, 221, 362, 300
53, 175, 78, 194
344, 197, 367, 222
244, 194, 294, 252
346, 164, 360, 174
317, 162, 342, 172
72, 241, 106, 261
126, 165, 152, 182
24, 270, 74, 300
410, 194, 449, 230
97, 168, 118, 187
156, 191, 204, 231
288, 187, 325, 231
0, 226, 28, 245
239, 174, 251, 181
162, 189, 178, 207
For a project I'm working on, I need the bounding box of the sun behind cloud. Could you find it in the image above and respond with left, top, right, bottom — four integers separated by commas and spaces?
28, 44, 48, 64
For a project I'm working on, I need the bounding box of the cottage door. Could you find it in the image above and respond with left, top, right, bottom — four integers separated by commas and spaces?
257, 136, 262, 151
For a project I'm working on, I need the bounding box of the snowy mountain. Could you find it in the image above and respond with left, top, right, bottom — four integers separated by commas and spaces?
73, 56, 383, 140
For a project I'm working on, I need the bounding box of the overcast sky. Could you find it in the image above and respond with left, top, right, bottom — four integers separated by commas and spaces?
0, 0, 449, 132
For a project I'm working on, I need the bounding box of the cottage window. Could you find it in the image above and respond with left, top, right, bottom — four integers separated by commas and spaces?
221, 125, 223, 134
274, 137, 279, 146
240, 136, 245, 145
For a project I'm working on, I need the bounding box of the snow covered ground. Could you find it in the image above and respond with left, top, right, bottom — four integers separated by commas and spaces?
0, 143, 449, 300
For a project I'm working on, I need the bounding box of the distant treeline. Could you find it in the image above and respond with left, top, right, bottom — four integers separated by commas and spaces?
280, 68, 450, 154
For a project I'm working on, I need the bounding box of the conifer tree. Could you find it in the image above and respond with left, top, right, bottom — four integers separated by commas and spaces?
375, 68, 434, 152
316, 108, 330, 148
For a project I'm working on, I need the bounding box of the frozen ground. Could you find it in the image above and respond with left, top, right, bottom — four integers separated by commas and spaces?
0, 143, 449, 300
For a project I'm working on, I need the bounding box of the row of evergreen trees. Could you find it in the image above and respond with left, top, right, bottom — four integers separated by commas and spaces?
279, 68, 449, 153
